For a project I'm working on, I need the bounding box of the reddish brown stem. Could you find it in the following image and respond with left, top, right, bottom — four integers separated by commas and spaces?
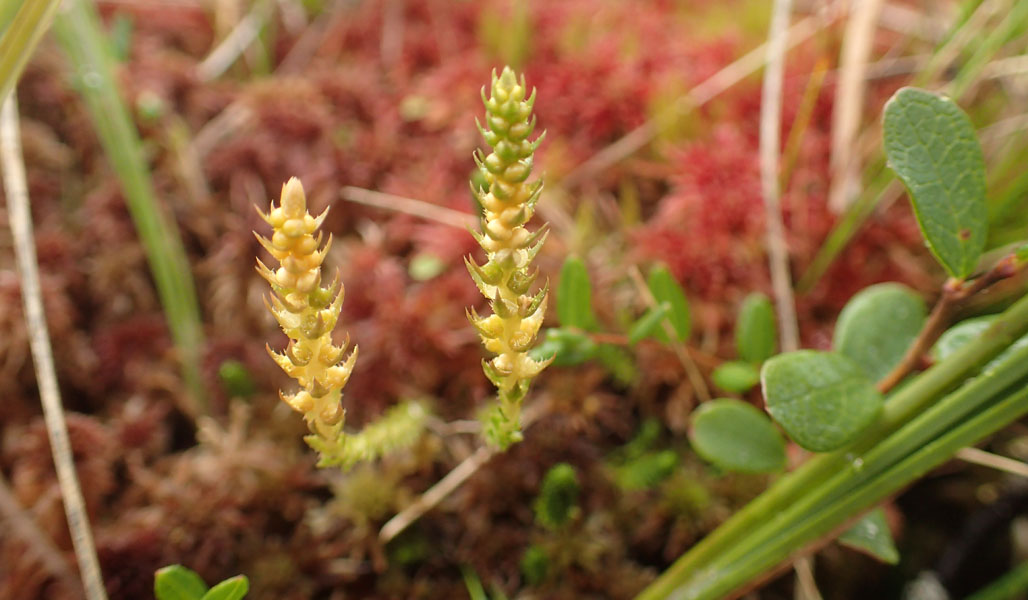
876, 255, 1021, 394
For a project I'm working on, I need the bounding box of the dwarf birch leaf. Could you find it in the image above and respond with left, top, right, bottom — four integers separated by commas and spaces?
557, 256, 596, 330
201, 576, 249, 600
155, 565, 209, 600
762, 351, 883, 452
737, 293, 777, 363
839, 508, 900, 565
834, 283, 926, 383
689, 398, 786, 473
712, 361, 761, 393
648, 265, 691, 341
883, 87, 987, 279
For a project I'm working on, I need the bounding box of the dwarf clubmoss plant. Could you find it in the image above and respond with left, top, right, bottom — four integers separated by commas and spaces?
466, 66, 551, 449
256, 178, 358, 463
256, 179, 427, 469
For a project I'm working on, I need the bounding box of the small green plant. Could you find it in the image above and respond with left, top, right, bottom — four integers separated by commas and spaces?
466, 66, 551, 448
640, 87, 1028, 599
154, 565, 248, 600
533, 462, 580, 530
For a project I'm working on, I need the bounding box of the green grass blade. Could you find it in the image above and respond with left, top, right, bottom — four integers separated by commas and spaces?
51, 0, 207, 411
0, 0, 61, 103
967, 559, 1028, 600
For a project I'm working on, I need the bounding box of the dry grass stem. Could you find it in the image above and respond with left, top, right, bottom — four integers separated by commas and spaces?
340, 186, 476, 229
1, 95, 108, 600
828, 0, 885, 214
760, 0, 800, 354
562, 10, 839, 187
956, 447, 1028, 479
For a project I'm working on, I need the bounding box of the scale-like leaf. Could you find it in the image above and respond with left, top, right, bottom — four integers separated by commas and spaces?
883, 87, 987, 279
839, 508, 900, 565
736, 293, 777, 363
689, 398, 786, 473
155, 565, 208, 600
557, 256, 596, 330
834, 283, 926, 383
762, 351, 883, 452
648, 265, 691, 341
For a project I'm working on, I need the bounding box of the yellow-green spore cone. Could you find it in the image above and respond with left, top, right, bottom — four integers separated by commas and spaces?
256, 178, 357, 444
467, 67, 551, 449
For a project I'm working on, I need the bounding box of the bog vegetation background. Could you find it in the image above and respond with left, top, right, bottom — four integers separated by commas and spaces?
4, 0, 1028, 599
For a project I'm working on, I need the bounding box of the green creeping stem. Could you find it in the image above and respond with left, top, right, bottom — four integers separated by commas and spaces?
637, 291, 1028, 600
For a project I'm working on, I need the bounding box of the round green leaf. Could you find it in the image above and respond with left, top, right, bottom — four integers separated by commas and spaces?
689, 398, 786, 473
712, 361, 761, 393
883, 87, 987, 279
761, 351, 883, 452
834, 283, 926, 383
736, 293, 777, 363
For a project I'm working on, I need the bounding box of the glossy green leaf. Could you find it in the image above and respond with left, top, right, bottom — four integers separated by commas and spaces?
712, 361, 761, 393
629, 302, 670, 345
648, 265, 691, 341
557, 256, 596, 330
736, 293, 777, 363
762, 351, 883, 452
154, 565, 208, 600
201, 576, 248, 600
689, 399, 786, 473
834, 283, 926, 383
883, 87, 987, 279
839, 508, 899, 565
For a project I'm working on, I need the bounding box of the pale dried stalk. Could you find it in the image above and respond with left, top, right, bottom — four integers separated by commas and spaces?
761, 1, 813, 596
197, 0, 269, 81
828, 0, 885, 214
760, 0, 800, 354
956, 447, 1028, 479
1, 95, 108, 600
562, 10, 838, 187
340, 186, 475, 229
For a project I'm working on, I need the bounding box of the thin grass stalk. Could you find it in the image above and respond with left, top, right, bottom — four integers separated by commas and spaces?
52, 0, 207, 412
1, 94, 108, 600
0, 0, 60, 106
